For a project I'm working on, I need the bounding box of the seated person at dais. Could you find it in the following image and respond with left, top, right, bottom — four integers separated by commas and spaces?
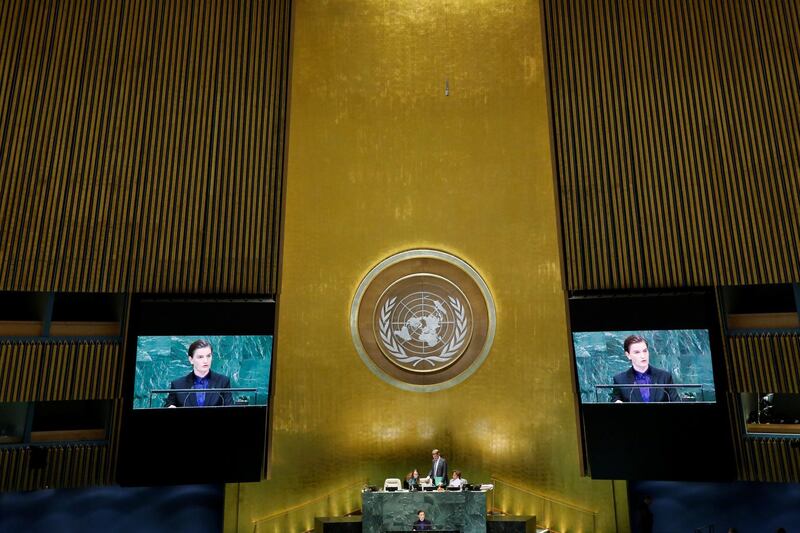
405, 469, 421, 490
448, 470, 467, 488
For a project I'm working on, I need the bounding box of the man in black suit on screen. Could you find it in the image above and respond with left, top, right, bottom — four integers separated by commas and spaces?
611, 335, 680, 403
412, 510, 432, 531
164, 339, 233, 407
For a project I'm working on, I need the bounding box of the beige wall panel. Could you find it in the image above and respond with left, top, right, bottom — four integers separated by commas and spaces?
228, 1, 623, 532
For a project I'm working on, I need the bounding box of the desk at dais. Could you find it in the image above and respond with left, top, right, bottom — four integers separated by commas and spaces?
362, 489, 488, 533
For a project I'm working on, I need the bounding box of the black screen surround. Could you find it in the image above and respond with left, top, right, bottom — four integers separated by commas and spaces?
568, 290, 735, 481
118, 296, 276, 486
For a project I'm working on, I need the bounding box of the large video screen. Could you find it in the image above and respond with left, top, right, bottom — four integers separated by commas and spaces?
568, 291, 735, 481
133, 335, 272, 409
119, 297, 275, 485
573, 329, 715, 404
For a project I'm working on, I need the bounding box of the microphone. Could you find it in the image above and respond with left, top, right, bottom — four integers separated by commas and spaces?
664, 384, 683, 402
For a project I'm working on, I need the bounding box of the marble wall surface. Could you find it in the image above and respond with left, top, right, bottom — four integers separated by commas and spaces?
134, 336, 272, 409
572, 329, 715, 403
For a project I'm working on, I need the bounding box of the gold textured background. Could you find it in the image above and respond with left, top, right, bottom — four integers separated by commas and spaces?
226, 1, 625, 532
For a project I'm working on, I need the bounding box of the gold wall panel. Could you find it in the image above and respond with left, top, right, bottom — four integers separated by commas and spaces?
543, 0, 800, 290
227, 1, 623, 532
0, 0, 290, 293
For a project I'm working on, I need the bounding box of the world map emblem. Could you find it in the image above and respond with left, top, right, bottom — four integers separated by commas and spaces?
351, 250, 496, 391
376, 275, 472, 372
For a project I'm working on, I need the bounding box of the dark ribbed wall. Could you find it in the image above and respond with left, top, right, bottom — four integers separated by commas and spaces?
0, 0, 291, 293
542, 0, 800, 482
0, 0, 292, 492
0, 340, 123, 490
726, 333, 800, 480
0, 341, 120, 402
543, 0, 800, 290
0, 441, 118, 491
727, 335, 800, 394
726, 393, 800, 483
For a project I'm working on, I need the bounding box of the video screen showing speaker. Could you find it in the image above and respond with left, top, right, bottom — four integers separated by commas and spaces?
133, 335, 272, 409
569, 291, 734, 481
119, 296, 275, 486
573, 329, 715, 404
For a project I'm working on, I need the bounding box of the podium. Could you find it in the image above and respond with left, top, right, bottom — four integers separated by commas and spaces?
362, 490, 487, 533
148, 387, 258, 407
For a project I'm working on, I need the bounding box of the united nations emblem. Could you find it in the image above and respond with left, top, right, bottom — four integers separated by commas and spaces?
376, 275, 471, 372
351, 250, 495, 391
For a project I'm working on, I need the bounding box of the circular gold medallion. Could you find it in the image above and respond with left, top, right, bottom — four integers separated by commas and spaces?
351, 250, 495, 391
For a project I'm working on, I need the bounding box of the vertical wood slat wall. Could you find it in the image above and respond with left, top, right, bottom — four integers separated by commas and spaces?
738, 438, 800, 483
0, 0, 292, 294
0, 446, 109, 491
727, 334, 800, 394
725, 332, 800, 479
0, 0, 292, 491
0, 340, 123, 490
542, 0, 800, 482
0, 392, 122, 492
0, 399, 122, 491
726, 393, 800, 482
0, 341, 120, 402
542, 0, 800, 290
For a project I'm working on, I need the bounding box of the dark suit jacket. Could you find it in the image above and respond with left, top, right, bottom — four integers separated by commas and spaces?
611, 366, 680, 403
428, 457, 448, 483
412, 519, 432, 531
164, 370, 233, 407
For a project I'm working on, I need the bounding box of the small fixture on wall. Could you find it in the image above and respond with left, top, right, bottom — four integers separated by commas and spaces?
445, 79, 450, 96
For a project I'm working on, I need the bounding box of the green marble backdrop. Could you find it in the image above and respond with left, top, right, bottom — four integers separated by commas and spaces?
362, 491, 487, 533
134, 335, 273, 408
572, 329, 715, 403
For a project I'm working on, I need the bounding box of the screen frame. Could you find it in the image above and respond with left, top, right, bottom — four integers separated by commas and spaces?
571, 328, 717, 405
132, 334, 273, 410
567, 290, 735, 481
118, 295, 276, 486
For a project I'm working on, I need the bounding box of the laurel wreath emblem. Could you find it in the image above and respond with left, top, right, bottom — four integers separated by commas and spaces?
378, 295, 469, 367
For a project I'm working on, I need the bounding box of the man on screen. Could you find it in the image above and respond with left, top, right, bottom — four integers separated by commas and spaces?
611, 335, 680, 403
164, 339, 233, 407
412, 510, 432, 531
